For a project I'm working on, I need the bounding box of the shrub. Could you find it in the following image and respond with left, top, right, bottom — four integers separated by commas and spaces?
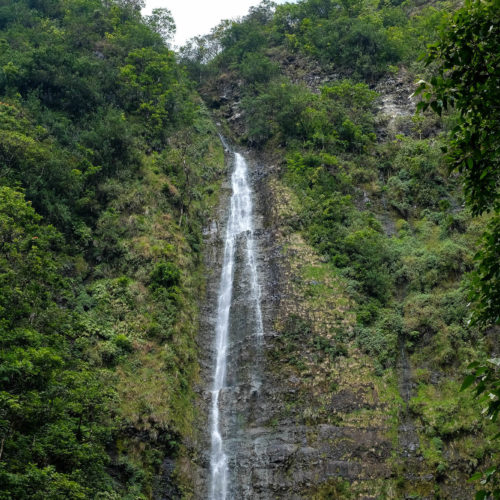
149, 261, 181, 290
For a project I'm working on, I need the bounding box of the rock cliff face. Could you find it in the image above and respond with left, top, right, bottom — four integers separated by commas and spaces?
193, 146, 397, 499
192, 149, 272, 498
189, 69, 477, 499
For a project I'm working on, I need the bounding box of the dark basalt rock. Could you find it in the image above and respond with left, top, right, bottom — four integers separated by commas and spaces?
191, 150, 397, 499
153, 458, 182, 500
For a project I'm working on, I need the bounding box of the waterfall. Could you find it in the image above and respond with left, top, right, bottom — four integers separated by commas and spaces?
209, 146, 263, 500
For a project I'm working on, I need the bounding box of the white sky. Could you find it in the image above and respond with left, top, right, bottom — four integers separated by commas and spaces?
143, 0, 292, 47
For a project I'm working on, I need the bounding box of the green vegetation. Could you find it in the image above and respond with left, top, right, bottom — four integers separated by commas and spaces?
0, 0, 224, 497
312, 477, 353, 499
417, 1, 500, 496
0, 0, 497, 496
416, 0, 499, 326
188, 0, 498, 496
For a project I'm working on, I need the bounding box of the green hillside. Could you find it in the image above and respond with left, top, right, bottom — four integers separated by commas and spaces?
0, 0, 498, 498
0, 0, 224, 497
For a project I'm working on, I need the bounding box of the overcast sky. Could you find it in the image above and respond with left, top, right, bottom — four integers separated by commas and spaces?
143, 0, 292, 47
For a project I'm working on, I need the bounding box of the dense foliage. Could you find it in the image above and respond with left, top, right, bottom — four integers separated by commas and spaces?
183, 0, 457, 87
417, 0, 499, 326
418, 1, 500, 497
0, 0, 224, 497
0, 0, 497, 496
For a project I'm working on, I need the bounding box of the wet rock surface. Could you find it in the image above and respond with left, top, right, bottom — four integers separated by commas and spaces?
193, 147, 398, 499
374, 69, 417, 139
191, 81, 480, 500
191, 68, 476, 497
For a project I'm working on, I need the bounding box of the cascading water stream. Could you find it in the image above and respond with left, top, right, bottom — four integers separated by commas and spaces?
209, 144, 264, 500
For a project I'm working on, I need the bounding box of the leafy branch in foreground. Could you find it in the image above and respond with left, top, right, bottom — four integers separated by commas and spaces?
414, 0, 499, 217
414, 0, 499, 325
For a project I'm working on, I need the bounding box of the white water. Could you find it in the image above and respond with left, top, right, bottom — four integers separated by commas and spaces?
209, 149, 264, 500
